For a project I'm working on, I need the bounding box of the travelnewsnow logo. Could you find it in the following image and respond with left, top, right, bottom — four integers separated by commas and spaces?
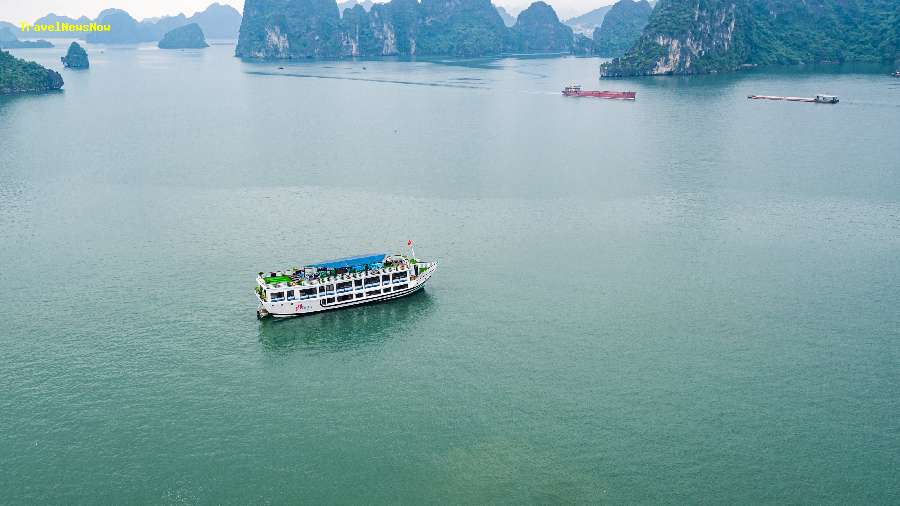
20, 22, 112, 33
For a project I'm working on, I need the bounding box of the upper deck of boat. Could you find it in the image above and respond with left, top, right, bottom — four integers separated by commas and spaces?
258, 253, 416, 291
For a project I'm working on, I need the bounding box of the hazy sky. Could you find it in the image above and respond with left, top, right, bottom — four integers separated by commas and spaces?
1, 0, 613, 25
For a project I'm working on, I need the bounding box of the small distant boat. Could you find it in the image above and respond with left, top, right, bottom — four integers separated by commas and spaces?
748, 94, 839, 104
892, 71, 900, 78
255, 246, 437, 319
562, 85, 635, 100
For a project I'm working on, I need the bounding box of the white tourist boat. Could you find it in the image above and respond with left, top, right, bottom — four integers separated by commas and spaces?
255, 247, 437, 319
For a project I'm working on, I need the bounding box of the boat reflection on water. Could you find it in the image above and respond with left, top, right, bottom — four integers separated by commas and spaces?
257, 289, 436, 354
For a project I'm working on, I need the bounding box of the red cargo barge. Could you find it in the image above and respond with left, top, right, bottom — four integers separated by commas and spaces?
562, 85, 636, 100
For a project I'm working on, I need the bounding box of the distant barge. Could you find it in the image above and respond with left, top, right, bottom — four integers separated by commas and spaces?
563, 85, 635, 100
748, 94, 839, 104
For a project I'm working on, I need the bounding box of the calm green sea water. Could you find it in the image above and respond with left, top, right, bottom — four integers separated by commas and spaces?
1, 43, 899, 504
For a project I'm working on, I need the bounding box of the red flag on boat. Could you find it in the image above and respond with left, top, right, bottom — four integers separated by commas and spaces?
408, 240, 412, 246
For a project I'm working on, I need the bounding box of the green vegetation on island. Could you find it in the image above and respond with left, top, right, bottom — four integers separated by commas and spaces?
416, 0, 507, 57
158, 23, 209, 49
61, 42, 89, 68
0, 49, 63, 94
506, 1, 573, 53
602, 0, 900, 76
237, 0, 579, 58
592, 0, 652, 58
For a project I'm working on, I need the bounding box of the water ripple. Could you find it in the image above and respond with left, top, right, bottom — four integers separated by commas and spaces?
245, 70, 486, 89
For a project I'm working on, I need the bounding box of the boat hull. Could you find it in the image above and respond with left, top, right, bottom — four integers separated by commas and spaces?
563, 90, 636, 100
748, 95, 839, 103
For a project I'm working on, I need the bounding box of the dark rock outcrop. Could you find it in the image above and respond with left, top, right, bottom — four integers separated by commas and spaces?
592, 0, 651, 57
507, 1, 573, 53
602, 0, 900, 77
572, 33, 593, 55
0, 49, 63, 94
61, 42, 89, 68
158, 23, 210, 49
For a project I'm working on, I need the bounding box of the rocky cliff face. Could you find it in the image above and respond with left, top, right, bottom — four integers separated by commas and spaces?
61, 42, 89, 68
159, 23, 210, 49
602, 0, 900, 76
592, 0, 651, 57
341, 0, 506, 57
239, 0, 575, 58
236, 0, 343, 58
339, 0, 422, 56
0, 49, 63, 94
507, 1, 573, 52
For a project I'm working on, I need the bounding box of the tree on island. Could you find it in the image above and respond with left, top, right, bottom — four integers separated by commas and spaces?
0, 49, 64, 95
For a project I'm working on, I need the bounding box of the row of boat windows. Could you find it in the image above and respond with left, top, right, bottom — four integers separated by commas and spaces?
320, 284, 409, 305
269, 272, 408, 302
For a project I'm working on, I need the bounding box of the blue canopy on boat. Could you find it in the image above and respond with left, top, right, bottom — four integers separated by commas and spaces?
306, 253, 386, 271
